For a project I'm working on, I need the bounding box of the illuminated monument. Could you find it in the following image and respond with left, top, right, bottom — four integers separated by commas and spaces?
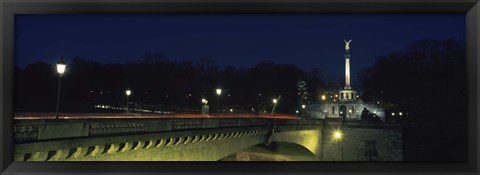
310, 39, 385, 120
339, 39, 357, 101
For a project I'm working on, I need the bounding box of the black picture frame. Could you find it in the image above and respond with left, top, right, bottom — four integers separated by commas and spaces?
1, 0, 478, 174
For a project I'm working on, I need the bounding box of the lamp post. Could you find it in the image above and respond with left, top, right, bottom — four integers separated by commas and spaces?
270, 95, 282, 115
333, 130, 344, 161
55, 57, 66, 119
125, 89, 131, 112
271, 98, 278, 114
216, 88, 222, 114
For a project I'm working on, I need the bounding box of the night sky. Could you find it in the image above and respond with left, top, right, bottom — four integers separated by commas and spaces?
14, 14, 465, 79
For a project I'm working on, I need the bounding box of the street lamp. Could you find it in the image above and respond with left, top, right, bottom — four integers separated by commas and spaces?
216, 88, 222, 114
333, 130, 344, 160
201, 98, 208, 105
55, 57, 66, 119
125, 89, 131, 112
271, 98, 277, 114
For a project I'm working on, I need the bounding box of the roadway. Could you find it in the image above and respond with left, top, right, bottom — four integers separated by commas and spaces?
14, 113, 301, 120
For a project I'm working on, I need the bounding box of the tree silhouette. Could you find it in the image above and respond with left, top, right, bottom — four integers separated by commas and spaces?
360, 38, 467, 161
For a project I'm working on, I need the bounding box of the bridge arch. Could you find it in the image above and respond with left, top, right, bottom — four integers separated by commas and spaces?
219, 141, 318, 161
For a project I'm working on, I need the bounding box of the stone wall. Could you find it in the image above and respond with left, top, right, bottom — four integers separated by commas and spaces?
321, 120, 403, 161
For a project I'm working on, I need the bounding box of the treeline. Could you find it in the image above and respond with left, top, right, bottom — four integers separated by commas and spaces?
359, 38, 467, 161
15, 55, 338, 114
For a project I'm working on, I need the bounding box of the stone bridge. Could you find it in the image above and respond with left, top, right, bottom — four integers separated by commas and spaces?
13, 117, 324, 161
13, 115, 402, 161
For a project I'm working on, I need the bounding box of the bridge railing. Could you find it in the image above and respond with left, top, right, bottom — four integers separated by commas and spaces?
14, 117, 324, 143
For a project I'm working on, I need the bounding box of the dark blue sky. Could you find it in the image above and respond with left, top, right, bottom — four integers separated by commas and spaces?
14, 14, 465, 79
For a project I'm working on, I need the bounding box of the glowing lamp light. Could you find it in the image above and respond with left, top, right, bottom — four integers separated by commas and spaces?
230, 109, 233, 112
302, 104, 306, 109
391, 112, 395, 116
321, 95, 326, 100
296, 110, 299, 114
126, 90, 131, 96
399, 112, 403, 116
348, 109, 352, 113
333, 130, 343, 140
273, 99, 278, 104
216, 88, 222, 95
56, 63, 66, 75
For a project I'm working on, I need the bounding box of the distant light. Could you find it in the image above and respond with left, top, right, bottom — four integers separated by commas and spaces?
340, 111, 343, 114
230, 109, 233, 112
377, 101, 380, 104
356, 95, 359, 98
349, 109, 352, 113
100, 92, 103, 95
259, 93, 262, 96
302, 104, 306, 109
321, 95, 326, 100
201, 98, 206, 104
228, 94, 230, 97
335, 95, 338, 97
296, 110, 299, 114
399, 112, 403, 116
324, 110, 327, 113
126, 90, 131, 96
188, 94, 192, 97
391, 112, 395, 116
216, 88, 222, 95
251, 108, 255, 111
273, 99, 278, 104
330, 96, 333, 98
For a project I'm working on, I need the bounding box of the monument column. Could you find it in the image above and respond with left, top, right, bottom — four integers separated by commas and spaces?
344, 39, 352, 90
